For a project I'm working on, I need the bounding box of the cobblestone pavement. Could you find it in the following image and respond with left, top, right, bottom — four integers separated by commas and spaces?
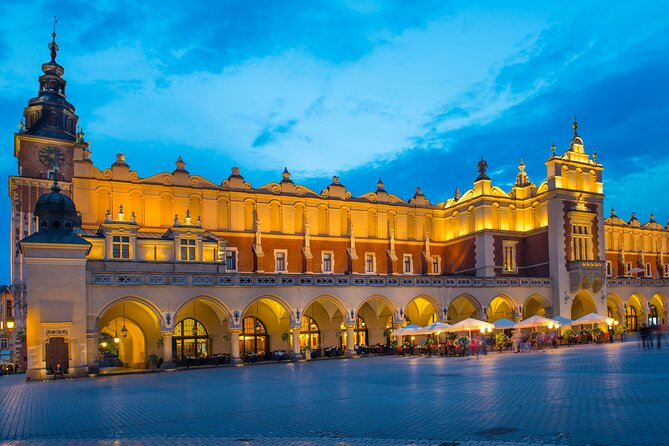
1, 341, 667, 446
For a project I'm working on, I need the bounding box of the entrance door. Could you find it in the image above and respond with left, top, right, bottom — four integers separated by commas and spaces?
45, 337, 69, 373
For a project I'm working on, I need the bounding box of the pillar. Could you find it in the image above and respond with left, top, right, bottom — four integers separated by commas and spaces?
291, 326, 302, 360
230, 329, 242, 364
161, 331, 174, 369
663, 310, 669, 327
345, 324, 356, 357
86, 331, 99, 375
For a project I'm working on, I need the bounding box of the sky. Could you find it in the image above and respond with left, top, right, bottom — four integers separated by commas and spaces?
0, 1, 668, 283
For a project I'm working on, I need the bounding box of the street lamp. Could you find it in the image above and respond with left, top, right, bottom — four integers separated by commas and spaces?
6, 320, 14, 330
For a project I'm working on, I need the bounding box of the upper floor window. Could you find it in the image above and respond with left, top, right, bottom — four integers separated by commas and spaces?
275, 250, 287, 273
225, 249, 237, 272
112, 235, 130, 259
322, 252, 333, 273
365, 253, 376, 274
0, 338, 7, 349
665, 264, 669, 278
605, 261, 613, 277
180, 238, 196, 261
645, 263, 652, 278
5, 301, 10, 318
571, 224, 591, 261
403, 254, 413, 274
502, 241, 517, 273
625, 262, 632, 276
431, 256, 441, 275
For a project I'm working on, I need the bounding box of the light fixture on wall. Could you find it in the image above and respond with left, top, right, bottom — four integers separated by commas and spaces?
192, 301, 198, 336
121, 302, 128, 338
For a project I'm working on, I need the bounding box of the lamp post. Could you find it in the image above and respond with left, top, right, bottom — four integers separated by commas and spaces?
480, 327, 492, 355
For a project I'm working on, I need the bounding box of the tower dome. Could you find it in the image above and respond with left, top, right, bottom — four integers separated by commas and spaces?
34, 180, 78, 232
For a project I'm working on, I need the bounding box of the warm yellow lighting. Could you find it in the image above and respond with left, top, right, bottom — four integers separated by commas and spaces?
548, 323, 554, 329
411, 336, 415, 340
100, 341, 108, 348
113, 335, 120, 344
6, 320, 14, 329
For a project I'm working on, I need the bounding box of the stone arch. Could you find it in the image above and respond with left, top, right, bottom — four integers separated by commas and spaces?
404, 294, 440, 326
269, 200, 282, 232
217, 197, 230, 230
650, 293, 666, 325
173, 295, 232, 358
95, 187, 111, 223
523, 294, 550, 318
173, 295, 232, 325
96, 296, 164, 369
447, 294, 482, 324
128, 189, 143, 225
301, 294, 348, 349
339, 206, 350, 236
571, 290, 597, 320
160, 192, 173, 226
294, 202, 305, 233
367, 209, 377, 238
243, 199, 255, 230
606, 292, 624, 322
318, 205, 329, 235
355, 294, 398, 345
486, 294, 517, 321
241, 295, 294, 356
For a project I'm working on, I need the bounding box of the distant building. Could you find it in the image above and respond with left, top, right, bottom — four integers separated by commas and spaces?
10, 31, 669, 379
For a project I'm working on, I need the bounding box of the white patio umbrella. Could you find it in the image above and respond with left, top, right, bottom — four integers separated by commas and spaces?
514, 315, 558, 330
393, 324, 423, 337
424, 321, 452, 332
447, 317, 494, 338
571, 313, 614, 326
492, 318, 516, 329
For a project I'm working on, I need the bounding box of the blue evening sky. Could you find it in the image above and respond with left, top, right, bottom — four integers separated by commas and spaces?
1, 1, 668, 283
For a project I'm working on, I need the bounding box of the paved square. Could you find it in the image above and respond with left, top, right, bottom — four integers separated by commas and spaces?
0, 341, 667, 446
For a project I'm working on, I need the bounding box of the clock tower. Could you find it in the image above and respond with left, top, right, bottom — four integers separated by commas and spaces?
15, 23, 80, 182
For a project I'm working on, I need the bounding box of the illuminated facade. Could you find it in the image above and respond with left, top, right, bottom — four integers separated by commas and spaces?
10, 33, 669, 379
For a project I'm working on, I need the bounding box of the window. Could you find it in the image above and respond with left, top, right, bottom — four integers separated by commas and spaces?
625, 262, 632, 276
605, 261, 613, 277
502, 241, 517, 273
365, 253, 376, 274
240, 317, 267, 356
665, 264, 669, 278
571, 224, 591, 261
645, 263, 652, 278
173, 318, 208, 360
300, 316, 320, 349
5, 300, 12, 319
225, 249, 237, 272
403, 254, 413, 274
649, 304, 659, 326
625, 305, 638, 331
112, 235, 130, 259
322, 252, 333, 273
0, 338, 7, 349
275, 250, 287, 273
431, 256, 441, 275
339, 316, 368, 348
180, 238, 196, 261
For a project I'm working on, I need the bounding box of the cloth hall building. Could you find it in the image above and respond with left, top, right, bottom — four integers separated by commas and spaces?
9, 33, 669, 379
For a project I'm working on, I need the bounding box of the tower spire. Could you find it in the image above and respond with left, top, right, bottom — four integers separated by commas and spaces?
49, 16, 59, 62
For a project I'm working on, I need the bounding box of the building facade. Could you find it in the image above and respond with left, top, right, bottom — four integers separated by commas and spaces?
10, 33, 669, 379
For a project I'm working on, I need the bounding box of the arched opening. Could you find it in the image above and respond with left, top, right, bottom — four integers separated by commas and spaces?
301, 295, 347, 354
241, 296, 292, 360
606, 293, 623, 323
354, 295, 396, 346
173, 296, 231, 363
650, 293, 666, 326
486, 295, 516, 322
404, 295, 439, 326
570, 291, 596, 320
625, 294, 644, 332
523, 295, 548, 318
96, 298, 161, 370
447, 294, 480, 324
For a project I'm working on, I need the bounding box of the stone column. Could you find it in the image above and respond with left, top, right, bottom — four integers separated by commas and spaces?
345, 324, 357, 357
230, 329, 242, 364
161, 331, 175, 369
86, 331, 100, 375
663, 310, 669, 327
291, 327, 302, 360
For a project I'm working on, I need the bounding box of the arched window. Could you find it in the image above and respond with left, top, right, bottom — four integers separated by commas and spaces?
173, 318, 209, 360
649, 304, 659, 326
300, 316, 320, 349
625, 306, 638, 332
240, 317, 268, 356
47, 112, 57, 127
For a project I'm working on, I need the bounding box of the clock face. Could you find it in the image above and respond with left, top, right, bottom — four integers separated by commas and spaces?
39, 145, 65, 169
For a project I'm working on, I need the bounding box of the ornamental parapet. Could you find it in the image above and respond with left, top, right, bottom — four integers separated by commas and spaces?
567, 260, 606, 271
607, 278, 669, 287
89, 272, 551, 288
